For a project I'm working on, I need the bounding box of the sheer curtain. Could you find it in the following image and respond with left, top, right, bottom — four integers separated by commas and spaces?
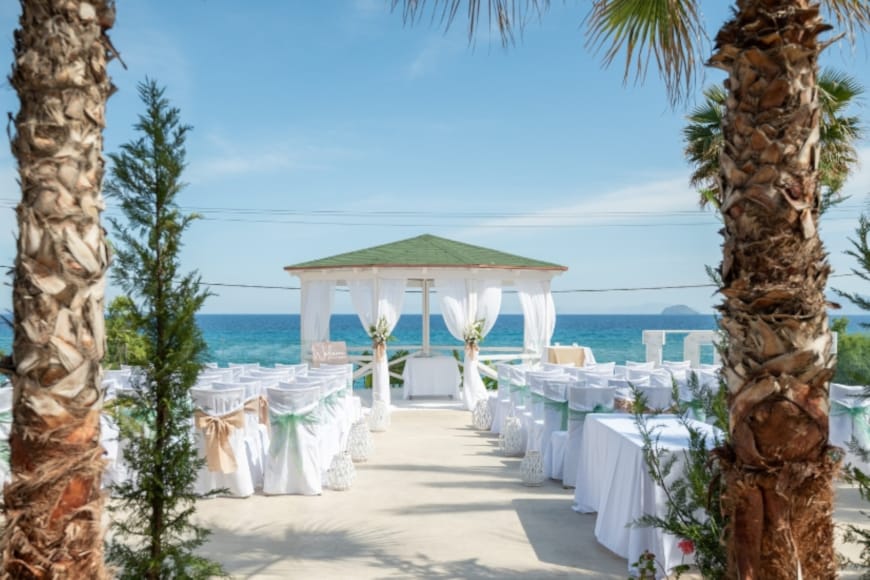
348, 278, 406, 407
300, 280, 336, 362
435, 278, 502, 410
516, 279, 556, 361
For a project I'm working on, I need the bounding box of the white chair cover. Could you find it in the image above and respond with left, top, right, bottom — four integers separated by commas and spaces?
563, 385, 616, 488
0, 387, 13, 486
213, 381, 270, 488
830, 383, 870, 472
263, 386, 322, 495
191, 386, 254, 498
541, 376, 572, 478
490, 364, 514, 434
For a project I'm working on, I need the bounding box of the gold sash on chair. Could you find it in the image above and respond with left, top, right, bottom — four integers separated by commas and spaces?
194, 408, 246, 473
243, 396, 270, 426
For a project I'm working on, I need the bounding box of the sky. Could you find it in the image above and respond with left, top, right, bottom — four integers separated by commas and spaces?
0, 1, 868, 315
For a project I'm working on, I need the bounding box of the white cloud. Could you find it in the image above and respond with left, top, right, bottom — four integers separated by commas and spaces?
453, 174, 710, 237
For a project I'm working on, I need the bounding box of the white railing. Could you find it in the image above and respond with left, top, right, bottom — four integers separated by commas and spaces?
345, 344, 533, 386
642, 329, 839, 366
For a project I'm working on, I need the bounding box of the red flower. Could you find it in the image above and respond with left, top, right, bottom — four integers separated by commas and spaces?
677, 539, 695, 556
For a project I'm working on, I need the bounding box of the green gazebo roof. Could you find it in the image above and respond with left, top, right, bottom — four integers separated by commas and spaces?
284, 234, 566, 272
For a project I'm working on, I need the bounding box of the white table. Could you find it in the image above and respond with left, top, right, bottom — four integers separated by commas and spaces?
402, 356, 461, 400
572, 414, 718, 576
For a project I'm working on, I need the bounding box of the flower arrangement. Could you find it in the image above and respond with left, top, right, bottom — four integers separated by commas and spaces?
368, 316, 392, 346
463, 318, 485, 347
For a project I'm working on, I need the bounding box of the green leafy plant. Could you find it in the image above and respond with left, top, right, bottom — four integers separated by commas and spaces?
105, 295, 148, 369
631, 374, 728, 580
831, 317, 870, 386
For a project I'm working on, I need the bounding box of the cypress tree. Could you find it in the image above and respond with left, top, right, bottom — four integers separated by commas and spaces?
104, 78, 223, 579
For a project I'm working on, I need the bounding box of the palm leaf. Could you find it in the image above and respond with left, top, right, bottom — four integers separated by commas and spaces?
393, 0, 549, 44
585, 0, 705, 104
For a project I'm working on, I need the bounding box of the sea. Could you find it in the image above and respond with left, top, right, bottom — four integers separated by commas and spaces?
0, 313, 867, 367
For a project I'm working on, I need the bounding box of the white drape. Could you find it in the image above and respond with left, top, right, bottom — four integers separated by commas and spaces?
516, 279, 556, 361
435, 279, 502, 410
348, 278, 407, 409
300, 280, 336, 362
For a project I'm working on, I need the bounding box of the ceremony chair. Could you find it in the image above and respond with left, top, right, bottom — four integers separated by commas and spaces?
0, 387, 12, 486
213, 381, 269, 488
191, 386, 254, 498
525, 369, 566, 454
830, 382, 870, 471
263, 385, 323, 495
541, 376, 573, 479
563, 383, 617, 488
491, 364, 514, 435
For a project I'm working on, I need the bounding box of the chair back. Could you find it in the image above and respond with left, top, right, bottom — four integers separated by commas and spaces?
191, 386, 245, 415
649, 369, 674, 389
542, 377, 572, 403
627, 367, 652, 382
266, 385, 320, 415
568, 384, 616, 411
275, 363, 309, 376
527, 370, 564, 396
213, 381, 262, 401
587, 361, 616, 374
661, 360, 692, 372
831, 383, 869, 408
637, 384, 674, 410
626, 360, 656, 370
0, 387, 12, 411
584, 373, 611, 389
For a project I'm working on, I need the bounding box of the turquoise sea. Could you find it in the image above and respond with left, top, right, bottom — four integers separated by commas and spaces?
193, 313, 870, 367
0, 313, 867, 367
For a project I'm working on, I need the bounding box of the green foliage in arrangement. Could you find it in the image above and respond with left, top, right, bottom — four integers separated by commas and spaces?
629, 373, 728, 580
105, 295, 149, 369
103, 79, 224, 580
831, 318, 870, 386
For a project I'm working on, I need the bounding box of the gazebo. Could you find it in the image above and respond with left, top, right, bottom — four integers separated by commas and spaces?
284, 234, 567, 416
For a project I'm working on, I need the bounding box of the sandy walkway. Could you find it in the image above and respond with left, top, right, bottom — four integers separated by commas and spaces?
194, 401, 869, 579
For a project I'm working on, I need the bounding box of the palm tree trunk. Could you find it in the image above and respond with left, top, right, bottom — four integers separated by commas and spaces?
2, 1, 114, 578
711, 1, 838, 578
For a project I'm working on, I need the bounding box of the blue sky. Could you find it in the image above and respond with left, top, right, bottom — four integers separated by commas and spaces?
0, 1, 868, 315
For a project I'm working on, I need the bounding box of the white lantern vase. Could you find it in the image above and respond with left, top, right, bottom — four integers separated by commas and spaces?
472, 398, 493, 431
368, 400, 391, 432
326, 451, 356, 491
500, 416, 525, 457
348, 419, 374, 463
520, 450, 545, 486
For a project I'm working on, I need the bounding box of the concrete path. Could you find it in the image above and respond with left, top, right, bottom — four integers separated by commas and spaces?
194, 399, 869, 579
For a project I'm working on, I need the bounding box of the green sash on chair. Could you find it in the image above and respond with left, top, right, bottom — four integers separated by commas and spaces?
268, 408, 321, 467
831, 400, 870, 450
544, 399, 570, 430
0, 409, 12, 464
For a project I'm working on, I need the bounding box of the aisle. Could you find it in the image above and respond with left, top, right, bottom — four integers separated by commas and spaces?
194, 408, 627, 579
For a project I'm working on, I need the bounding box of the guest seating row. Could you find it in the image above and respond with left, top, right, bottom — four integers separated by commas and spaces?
100, 362, 360, 498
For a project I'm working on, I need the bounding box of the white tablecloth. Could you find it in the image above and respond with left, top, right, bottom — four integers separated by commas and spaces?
402, 357, 461, 399
572, 414, 718, 576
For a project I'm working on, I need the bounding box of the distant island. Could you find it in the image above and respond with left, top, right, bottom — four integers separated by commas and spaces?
661, 304, 699, 315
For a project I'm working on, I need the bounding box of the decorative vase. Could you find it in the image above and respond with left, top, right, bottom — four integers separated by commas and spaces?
501, 416, 525, 457
368, 400, 390, 432
472, 398, 493, 430
348, 419, 373, 462
520, 450, 545, 486
326, 451, 356, 491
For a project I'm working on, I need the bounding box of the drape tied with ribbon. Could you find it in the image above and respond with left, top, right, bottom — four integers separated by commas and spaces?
436, 278, 502, 411
195, 408, 246, 474
349, 278, 407, 409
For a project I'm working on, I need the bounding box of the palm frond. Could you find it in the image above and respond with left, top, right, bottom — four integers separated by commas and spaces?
821, 0, 870, 41
585, 0, 705, 105
394, 0, 549, 44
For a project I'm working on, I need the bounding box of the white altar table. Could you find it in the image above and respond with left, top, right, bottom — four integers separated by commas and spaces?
402, 356, 461, 400
572, 414, 718, 576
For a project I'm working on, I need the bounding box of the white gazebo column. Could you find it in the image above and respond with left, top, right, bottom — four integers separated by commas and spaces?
422, 279, 431, 356
642, 330, 666, 365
